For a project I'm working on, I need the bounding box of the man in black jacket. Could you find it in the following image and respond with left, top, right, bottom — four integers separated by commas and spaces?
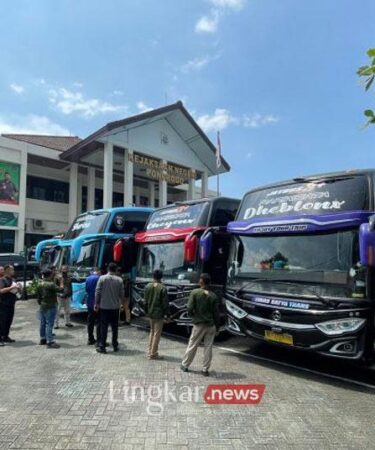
0, 265, 20, 345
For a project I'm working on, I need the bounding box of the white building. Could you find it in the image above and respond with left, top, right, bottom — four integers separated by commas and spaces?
0, 101, 230, 253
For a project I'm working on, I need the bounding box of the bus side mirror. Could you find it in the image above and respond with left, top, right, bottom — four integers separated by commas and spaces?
184, 235, 198, 264
199, 231, 213, 262
359, 220, 375, 267
113, 239, 123, 263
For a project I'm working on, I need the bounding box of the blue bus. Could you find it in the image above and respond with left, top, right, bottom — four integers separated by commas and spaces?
35, 207, 153, 310
225, 170, 375, 363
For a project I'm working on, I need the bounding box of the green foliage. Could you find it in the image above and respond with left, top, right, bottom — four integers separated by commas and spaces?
358, 48, 375, 126
26, 277, 41, 297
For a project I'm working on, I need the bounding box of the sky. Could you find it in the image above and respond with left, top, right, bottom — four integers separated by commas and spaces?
0, 0, 375, 198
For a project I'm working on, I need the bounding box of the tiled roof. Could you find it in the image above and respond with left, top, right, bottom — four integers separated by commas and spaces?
2, 134, 81, 152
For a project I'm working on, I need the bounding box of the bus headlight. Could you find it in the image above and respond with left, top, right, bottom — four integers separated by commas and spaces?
225, 300, 247, 319
315, 318, 366, 336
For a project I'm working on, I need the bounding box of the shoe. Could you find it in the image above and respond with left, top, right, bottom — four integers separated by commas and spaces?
47, 342, 60, 349
202, 370, 210, 377
39, 339, 47, 345
65, 323, 74, 328
113, 346, 119, 353
149, 355, 163, 360
87, 339, 96, 346
3, 337, 15, 343
54, 325, 59, 329
123, 321, 131, 326
0, 340, 4, 347
180, 365, 189, 372
96, 347, 107, 354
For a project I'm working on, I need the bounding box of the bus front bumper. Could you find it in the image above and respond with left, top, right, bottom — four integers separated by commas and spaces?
226, 311, 368, 361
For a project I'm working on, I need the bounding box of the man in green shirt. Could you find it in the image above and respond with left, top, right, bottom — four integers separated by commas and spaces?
144, 269, 170, 359
37, 269, 62, 348
181, 273, 220, 376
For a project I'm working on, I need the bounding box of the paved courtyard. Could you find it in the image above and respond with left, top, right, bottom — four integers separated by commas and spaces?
0, 300, 374, 450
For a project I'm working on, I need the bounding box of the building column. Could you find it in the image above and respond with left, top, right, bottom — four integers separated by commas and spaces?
187, 178, 195, 201
134, 187, 141, 206
159, 159, 167, 207
77, 179, 83, 214
124, 148, 133, 206
148, 181, 155, 207
201, 171, 208, 198
87, 167, 96, 211
68, 162, 78, 225
16, 147, 28, 252
103, 143, 113, 209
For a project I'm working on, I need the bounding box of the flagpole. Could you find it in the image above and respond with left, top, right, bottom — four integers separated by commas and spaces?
216, 130, 221, 197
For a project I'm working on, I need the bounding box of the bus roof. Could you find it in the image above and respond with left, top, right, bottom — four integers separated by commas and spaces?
155, 196, 239, 212
242, 168, 375, 197
76, 206, 154, 216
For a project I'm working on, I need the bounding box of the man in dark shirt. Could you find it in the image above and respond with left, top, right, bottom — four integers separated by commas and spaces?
0, 265, 20, 346
85, 268, 101, 345
144, 269, 170, 359
181, 273, 220, 376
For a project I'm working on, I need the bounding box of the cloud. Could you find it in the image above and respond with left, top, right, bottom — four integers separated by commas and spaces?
246, 151, 253, 158
242, 113, 279, 128
49, 88, 125, 118
9, 83, 25, 95
111, 90, 124, 96
0, 115, 70, 135
196, 109, 279, 132
208, 0, 245, 10
195, 10, 220, 33
195, 0, 245, 34
197, 108, 234, 132
136, 101, 153, 113
181, 53, 220, 73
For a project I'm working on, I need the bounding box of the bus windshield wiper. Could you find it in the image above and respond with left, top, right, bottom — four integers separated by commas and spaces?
234, 278, 334, 306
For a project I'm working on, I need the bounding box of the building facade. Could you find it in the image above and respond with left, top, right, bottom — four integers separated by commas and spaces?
0, 102, 230, 253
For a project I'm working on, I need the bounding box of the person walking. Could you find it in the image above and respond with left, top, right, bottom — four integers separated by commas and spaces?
85, 267, 101, 345
55, 265, 73, 329
181, 273, 220, 376
0, 265, 20, 346
144, 269, 170, 360
95, 263, 124, 353
116, 268, 132, 326
37, 269, 61, 349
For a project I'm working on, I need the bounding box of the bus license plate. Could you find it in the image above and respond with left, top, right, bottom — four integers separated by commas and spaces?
265, 330, 293, 345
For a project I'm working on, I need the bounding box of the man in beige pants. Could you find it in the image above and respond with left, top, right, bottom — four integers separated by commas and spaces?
144, 269, 170, 359
181, 273, 220, 376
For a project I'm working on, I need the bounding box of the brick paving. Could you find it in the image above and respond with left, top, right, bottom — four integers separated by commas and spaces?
0, 300, 374, 449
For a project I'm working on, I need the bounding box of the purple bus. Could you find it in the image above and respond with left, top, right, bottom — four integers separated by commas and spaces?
225, 170, 375, 363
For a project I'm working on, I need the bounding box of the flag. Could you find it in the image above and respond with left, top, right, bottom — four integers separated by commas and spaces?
216, 131, 222, 170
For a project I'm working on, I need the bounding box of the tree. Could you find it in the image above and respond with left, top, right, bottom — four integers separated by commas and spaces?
357, 48, 375, 126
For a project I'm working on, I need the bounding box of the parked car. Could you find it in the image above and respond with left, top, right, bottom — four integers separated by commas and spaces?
0, 253, 39, 281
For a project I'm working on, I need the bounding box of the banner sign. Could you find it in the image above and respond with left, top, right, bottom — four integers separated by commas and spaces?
238, 176, 369, 221
0, 161, 20, 205
147, 203, 208, 230
0, 211, 18, 227
129, 152, 196, 185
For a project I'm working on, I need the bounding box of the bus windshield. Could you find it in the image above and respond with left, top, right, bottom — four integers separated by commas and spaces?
238, 175, 370, 221
228, 231, 362, 299
146, 202, 210, 230
65, 211, 110, 239
137, 242, 199, 283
